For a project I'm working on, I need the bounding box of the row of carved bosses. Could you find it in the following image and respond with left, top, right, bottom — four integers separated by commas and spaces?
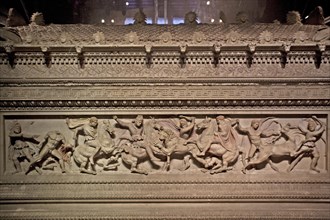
8, 115, 326, 175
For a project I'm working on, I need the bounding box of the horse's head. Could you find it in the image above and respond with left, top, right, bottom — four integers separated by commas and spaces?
103, 120, 115, 136
158, 129, 175, 142
196, 117, 212, 131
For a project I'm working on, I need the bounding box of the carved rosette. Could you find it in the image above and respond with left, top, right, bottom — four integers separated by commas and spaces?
192, 31, 206, 44
59, 32, 69, 44
159, 31, 172, 44
294, 31, 308, 43
92, 31, 105, 44
259, 30, 273, 44
226, 30, 240, 43
125, 31, 139, 44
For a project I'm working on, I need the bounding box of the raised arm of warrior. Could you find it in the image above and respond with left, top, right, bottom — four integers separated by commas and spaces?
312, 116, 326, 133
72, 125, 84, 145
180, 117, 195, 134
309, 122, 326, 139
22, 133, 39, 139
114, 117, 131, 130
113, 116, 141, 139
260, 118, 281, 137
261, 128, 281, 138
299, 117, 325, 143
236, 120, 249, 133
230, 118, 239, 127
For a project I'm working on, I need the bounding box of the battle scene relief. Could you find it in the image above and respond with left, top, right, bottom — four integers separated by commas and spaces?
4, 114, 328, 176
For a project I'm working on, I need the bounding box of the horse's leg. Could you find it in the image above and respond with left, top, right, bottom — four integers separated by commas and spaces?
122, 153, 148, 175
190, 149, 207, 167
292, 147, 312, 158
145, 144, 161, 162
240, 150, 248, 174
179, 154, 191, 171
245, 152, 270, 169
268, 158, 279, 172
79, 161, 91, 174
287, 153, 304, 172
90, 161, 97, 175
162, 155, 171, 171
166, 155, 171, 171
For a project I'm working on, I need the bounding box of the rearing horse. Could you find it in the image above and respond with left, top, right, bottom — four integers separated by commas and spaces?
72, 120, 118, 174
195, 117, 240, 174
244, 125, 312, 173
156, 128, 203, 171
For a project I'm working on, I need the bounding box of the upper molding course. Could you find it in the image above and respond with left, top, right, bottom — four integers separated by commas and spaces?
0, 23, 329, 47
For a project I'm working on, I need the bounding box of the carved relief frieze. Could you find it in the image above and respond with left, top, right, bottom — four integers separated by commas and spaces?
2, 114, 328, 176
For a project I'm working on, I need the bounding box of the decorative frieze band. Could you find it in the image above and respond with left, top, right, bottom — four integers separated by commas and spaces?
1, 85, 329, 101
1, 180, 329, 201
1, 60, 329, 79
0, 100, 329, 110
1, 203, 329, 220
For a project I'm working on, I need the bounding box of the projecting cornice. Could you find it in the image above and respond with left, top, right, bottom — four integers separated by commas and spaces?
0, 23, 329, 48
0, 23, 329, 79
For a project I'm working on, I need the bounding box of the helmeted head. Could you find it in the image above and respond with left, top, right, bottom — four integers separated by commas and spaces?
134, 115, 144, 127
89, 117, 98, 127
179, 118, 188, 127
307, 119, 317, 132
158, 129, 174, 142
184, 11, 198, 24
251, 119, 260, 130
10, 121, 22, 134
215, 115, 227, 130
283, 123, 291, 132
215, 115, 225, 124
